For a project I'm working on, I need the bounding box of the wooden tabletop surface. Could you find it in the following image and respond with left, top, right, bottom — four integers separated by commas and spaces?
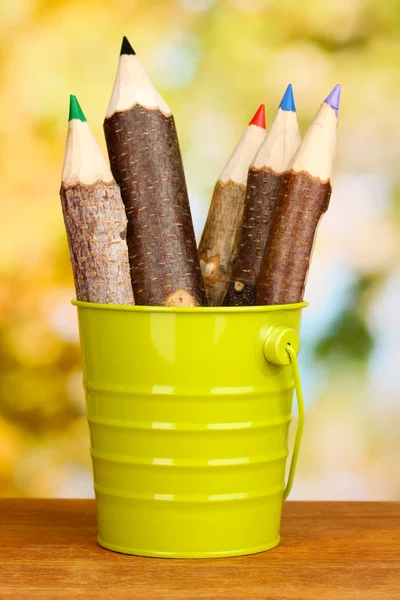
0, 500, 398, 599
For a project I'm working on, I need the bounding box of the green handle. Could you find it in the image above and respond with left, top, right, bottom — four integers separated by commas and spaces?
263, 326, 305, 500
283, 343, 305, 500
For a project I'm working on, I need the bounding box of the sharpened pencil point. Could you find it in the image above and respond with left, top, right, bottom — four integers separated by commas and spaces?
69, 95, 86, 122
279, 84, 296, 112
120, 36, 135, 56
324, 84, 341, 117
249, 104, 266, 129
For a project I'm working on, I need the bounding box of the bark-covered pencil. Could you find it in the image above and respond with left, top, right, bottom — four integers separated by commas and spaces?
198, 105, 266, 306
103, 37, 206, 307
223, 85, 300, 306
60, 96, 134, 305
256, 85, 341, 306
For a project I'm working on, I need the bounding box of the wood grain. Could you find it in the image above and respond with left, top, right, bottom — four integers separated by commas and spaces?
104, 106, 206, 307
256, 170, 331, 306
223, 167, 282, 306
0, 500, 398, 599
199, 181, 246, 306
60, 182, 134, 305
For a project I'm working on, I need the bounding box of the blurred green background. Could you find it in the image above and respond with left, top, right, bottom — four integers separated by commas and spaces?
0, 0, 399, 499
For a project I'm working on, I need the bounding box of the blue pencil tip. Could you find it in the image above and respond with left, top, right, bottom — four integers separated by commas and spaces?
324, 84, 341, 117
279, 84, 296, 112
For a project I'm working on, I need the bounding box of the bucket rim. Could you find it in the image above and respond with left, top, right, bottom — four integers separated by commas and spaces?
72, 299, 308, 313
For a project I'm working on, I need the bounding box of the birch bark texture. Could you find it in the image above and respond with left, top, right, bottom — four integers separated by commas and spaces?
103, 38, 206, 307
60, 96, 134, 305
256, 85, 341, 305
198, 105, 266, 306
224, 85, 301, 306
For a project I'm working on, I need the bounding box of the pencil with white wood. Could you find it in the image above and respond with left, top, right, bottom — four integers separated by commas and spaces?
60, 95, 134, 305
198, 105, 266, 306
103, 37, 206, 307
223, 85, 300, 306
256, 85, 341, 305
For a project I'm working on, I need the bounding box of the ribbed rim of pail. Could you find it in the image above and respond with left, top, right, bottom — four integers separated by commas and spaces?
72, 300, 308, 313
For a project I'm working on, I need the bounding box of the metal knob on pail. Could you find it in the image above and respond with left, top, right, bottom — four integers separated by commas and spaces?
73, 301, 306, 558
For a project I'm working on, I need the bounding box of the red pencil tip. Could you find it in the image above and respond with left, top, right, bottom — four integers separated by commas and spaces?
249, 104, 266, 128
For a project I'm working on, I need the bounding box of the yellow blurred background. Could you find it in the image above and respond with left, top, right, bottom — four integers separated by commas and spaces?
1, 0, 399, 499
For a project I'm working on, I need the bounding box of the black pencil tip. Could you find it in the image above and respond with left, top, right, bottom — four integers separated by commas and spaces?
120, 36, 135, 56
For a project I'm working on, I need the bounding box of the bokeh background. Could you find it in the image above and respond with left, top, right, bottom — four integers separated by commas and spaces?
1, 0, 399, 499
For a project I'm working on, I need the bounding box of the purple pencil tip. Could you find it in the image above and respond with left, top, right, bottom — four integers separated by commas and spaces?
324, 84, 341, 117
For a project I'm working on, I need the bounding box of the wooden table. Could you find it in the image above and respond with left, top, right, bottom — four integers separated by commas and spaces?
0, 500, 398, 599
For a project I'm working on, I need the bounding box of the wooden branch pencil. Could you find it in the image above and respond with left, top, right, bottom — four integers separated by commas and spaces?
223, 85, 301, 306
198, 105, 266, 306
256, 84, 341, 306
60, 96, 134, 305
104, 37, 206, 307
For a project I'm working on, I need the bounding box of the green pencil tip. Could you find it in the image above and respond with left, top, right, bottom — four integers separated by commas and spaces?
69, 95, 86, 122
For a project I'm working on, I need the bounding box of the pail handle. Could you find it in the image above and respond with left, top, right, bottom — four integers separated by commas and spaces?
283, 344, 305, 499
263, 326, 305, 500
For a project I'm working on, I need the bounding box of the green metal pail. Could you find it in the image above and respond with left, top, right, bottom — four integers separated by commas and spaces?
73, 301, 306, 558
